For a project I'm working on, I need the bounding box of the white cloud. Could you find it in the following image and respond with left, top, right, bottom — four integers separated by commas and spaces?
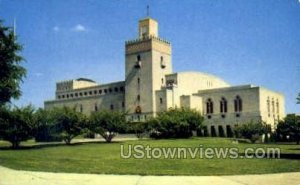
72, 24, 87, 32
53, 26, 59, 32
34, 72, 43, 77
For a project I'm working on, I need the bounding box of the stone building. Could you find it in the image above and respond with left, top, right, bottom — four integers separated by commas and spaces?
44, 16, 285, 136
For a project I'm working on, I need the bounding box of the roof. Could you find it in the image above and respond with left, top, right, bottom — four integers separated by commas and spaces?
76, 78, 96, 83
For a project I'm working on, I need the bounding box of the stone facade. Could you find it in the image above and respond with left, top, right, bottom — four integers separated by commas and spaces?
44, 17, 285, 136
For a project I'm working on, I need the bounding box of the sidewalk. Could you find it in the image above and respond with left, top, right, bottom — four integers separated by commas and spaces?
0, 166, 299, 185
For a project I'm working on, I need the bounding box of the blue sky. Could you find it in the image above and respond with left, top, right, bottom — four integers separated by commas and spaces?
0, 0, 299, 113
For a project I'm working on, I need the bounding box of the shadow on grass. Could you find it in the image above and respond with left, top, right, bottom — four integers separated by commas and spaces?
0, 140, 124, 151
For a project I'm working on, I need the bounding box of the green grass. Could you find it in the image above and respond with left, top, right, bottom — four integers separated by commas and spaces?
0, 137, 300, 175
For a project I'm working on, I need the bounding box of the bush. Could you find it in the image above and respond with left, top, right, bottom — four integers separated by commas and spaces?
148, 108, 204, 139
129, 122, 150, 139
235, 121, 269, 143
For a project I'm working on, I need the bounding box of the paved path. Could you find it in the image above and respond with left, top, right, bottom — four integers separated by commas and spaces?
0, 166, 299, 185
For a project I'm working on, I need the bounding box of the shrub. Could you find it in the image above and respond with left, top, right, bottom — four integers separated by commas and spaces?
148, 108, 204, 139
235, 121, 268, 143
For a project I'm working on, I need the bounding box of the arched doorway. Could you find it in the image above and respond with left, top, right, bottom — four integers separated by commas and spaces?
218, 126, 225, 137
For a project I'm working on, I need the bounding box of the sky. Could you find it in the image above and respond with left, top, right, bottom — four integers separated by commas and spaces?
0, 0, 299, 113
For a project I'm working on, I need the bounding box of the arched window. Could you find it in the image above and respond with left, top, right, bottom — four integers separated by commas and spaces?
137, 95, 140, 101
220, 97, 227, 113
267, 97, 270, 117
234, 96, 242, 112
137, 78, 140, 84
206, 98, 214, 114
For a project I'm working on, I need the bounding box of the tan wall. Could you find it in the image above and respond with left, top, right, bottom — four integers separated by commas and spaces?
45, 93, 125, 116
180, 95, 203, 112
195, 85, 261, 133
125, 38, 172, 122
259, 87, 285, 130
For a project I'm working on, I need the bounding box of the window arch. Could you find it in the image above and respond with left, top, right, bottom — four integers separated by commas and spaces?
206, 98, 214, 114
220, 97, 227, 113
234, 96, 242, 112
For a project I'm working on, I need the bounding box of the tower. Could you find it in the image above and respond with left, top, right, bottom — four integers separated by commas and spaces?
125, 17, 172, 122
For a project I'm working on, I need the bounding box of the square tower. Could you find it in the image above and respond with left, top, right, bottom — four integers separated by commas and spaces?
125, 17, 172, 122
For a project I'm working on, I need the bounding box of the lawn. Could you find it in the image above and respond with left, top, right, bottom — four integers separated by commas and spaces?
0, 137, 299, 175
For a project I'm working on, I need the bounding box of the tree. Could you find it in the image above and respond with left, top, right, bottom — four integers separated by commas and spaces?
276, 114, 300, 144
52, 107, 86, 144
129, 122, 150, 139
235, 121, 268, 143
89, 111, 126, 142
34, 108, 62, 142
0, 20, 26, 106
148, 108, 204, 139
297, 93, 300, 104
0, 105, 35, 148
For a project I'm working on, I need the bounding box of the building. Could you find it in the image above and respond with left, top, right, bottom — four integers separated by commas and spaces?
44, 16, 285, 136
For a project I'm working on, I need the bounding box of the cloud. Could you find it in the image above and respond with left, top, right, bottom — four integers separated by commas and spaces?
34, 72, 43, 77
72, 24, 87, 32
53, 26, 59, 32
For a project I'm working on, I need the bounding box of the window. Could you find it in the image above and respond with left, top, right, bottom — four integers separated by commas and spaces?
94, 90, 97, 94
80, 104, 83, 113
110, 104, 114, 110
120, 86, 124, 92
75, 93, 78, 97
220, 97, 227, 113
234, 96, 242, 112
160, 98, 163, 104
84, 92, 87, 96
109, 88, 112, 93
135, 55, 142, 68
137, 95, 140, 101
272, 98, 275, 114
95, 104, 98, 111
79, 92, 83, 96
62, 95, 65, 98
137, 78, 140, 85
122, 101, 125, 108
104, 89, 107, 93
89, 91, 92, 95
276, 99, 279, 114
267, 97, 270, 117
58, 95, 61, 99
66, 94, 69, 98
160, 56, 166, 68
114, 87, 118, 92
206, 98, 214, 114
99, 90, 102, 94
